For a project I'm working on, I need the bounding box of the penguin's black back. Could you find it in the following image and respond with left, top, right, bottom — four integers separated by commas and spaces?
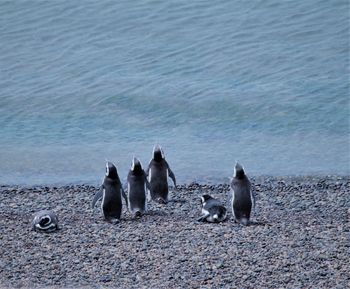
127, 170, 147, 209
231, 176, 252, 219
102, 177, 122, 219
149, 159, 169, 198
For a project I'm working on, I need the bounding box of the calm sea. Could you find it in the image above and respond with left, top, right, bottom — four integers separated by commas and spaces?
0, 0, 349, 185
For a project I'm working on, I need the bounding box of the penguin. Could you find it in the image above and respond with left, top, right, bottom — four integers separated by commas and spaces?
32, 210, 59, 232
230, 162, 255, 226
92, 161, 128, 223
197, 194, 227, 223
145, 144, 176, 204
127, 157, 151, 218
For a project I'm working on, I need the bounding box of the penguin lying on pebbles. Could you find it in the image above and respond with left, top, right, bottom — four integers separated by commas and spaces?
197, 195, 227, 223
32, 210, 59, 232
127, 157, 152, 218
92, 161, 128, 223
230, 162, 255, 226
146, 144, 176, 204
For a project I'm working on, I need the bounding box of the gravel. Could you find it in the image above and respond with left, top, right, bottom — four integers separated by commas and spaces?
0, 176, 349, 288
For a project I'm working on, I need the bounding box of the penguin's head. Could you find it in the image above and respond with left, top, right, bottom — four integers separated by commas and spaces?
106, 161, 118, 179
234, 162, 246, 179
131, 157, 143, 173
200, 194, 213, 205
153, 144, 165, 162
39, 216, 51, 227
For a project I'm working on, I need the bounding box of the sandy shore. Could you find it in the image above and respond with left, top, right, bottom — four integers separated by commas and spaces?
0, 176, 349, 288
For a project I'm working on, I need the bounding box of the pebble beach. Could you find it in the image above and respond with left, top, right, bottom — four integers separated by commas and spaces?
0, 176, 349, 288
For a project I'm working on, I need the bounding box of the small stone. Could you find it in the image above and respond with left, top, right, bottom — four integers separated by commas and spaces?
100, 275, 112, 283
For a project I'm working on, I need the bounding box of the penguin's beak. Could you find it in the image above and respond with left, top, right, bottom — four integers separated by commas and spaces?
153, 144, 161, 153
131, 157, 136, 170
235, 161, 243, 171
131, 157, 141, 170
153, 144, 164, 159
106, 162, 110, 176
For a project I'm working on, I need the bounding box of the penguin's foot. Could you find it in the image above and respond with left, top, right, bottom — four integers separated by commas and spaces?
134, 211, 142, 218
235, 218, 250, 226
197, 216, 207, 222
106, 218, 120, 224
156, 198, 168, 204
248, 220, 268, 226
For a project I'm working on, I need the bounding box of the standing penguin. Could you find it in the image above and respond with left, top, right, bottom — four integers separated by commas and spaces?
127, 157, 151, 217
146, 144, 176, 204
197, 195, 227, 223
92, 161, 127, 223
230, 162, 255, 226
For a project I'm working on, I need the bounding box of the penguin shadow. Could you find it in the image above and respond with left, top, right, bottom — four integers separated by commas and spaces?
195, 219, 228, 225
145, 209, 168, 217
167, 198, 187, 204
251, 220, 271, 226
249, 220, 269, 226
146, 198, 187, 211
147, 198, 186, 216
120, 209, 168, 223
120, 197, 188, 222
31, 227, 62, 234
230, 219, 270, 227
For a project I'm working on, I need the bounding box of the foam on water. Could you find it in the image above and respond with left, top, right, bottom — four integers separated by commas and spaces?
0, 0, 349, 185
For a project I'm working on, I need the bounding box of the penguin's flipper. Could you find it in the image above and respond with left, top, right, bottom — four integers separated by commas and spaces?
147, 190, 152, 202
121, 188, 129, 209
145, 175, 152, 191
91, 185, 104, 209
146, 180, 152, 192
251, 188, 256, 213
197, 213, 210, 222
122, 182, 128, 192
142, 173, 153, 201
145, 163, 150, 177
168, 166, 177, 187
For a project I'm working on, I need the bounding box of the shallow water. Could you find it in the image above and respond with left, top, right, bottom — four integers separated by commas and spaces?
0, 0, 349, 185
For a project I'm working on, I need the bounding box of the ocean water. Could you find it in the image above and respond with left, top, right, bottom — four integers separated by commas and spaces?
0, 0, 349, 185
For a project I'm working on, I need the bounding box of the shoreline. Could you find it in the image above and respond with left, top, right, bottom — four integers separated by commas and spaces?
1, 174, 348, 188
1, 176, 349, 288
